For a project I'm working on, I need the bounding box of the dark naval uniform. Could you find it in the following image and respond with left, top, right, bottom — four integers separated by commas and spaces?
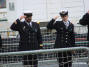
47, 19, 75, 48
79, 13, 89, 46
10, 19, 42, 51
0, 35, 2, 48
47, 18, 75, 67
10, 19, 42, 67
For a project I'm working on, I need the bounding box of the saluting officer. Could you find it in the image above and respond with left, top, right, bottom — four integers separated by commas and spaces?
10, 11, 42, 67
79, 10, 89, 47
47, 10, 75, 67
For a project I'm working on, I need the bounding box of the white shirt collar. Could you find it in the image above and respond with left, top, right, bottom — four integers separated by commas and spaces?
26, 21, 32, 26
63, 20, 70, 27
63, 20, 69, 23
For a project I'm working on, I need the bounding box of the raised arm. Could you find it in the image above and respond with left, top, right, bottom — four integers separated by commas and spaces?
47, 16, 59, 29
79, 11, 89, 25
10, 16, 25, 31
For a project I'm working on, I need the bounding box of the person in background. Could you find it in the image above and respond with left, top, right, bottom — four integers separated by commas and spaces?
0, 33, 2, 67
10, 11, 43, 67
0, 35, 2, 48
79, 10, 89, 47
47, 10, 75, 67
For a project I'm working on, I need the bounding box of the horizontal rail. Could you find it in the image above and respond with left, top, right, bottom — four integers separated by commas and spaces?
0, 47, 88, 56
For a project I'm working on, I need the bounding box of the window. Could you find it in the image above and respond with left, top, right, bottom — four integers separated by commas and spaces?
0, 0, 6, 8
9, 2, 15, 11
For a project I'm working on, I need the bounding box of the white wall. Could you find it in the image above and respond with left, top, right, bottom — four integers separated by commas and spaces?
22, 0, 47, 22
0, 0, 89, 29
7, 0, 17, 23
16, 0, 61, 22
46, 0, 61, 20
84, 0, 89, 13
60, 0, 85, 24
15, 0, 87, 23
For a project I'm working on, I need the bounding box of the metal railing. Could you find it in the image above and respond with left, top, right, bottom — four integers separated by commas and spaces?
0, 25, 88, 67
0, 47, 89, 67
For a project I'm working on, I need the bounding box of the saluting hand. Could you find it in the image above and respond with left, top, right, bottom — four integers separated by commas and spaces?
88, 10, 89, 14
14, 16, 26, 24
20, 16, 26, 20
53, 16, 59, 20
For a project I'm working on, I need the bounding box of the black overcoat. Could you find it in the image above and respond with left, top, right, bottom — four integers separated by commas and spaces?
79, 13, 89, 41
47, 19, 75, 48
0, 35, 2, 47
10, 19, 42, 51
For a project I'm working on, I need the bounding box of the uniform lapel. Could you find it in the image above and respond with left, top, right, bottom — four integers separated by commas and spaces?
24, 21, 33, 31
24, 22, 29, 27
67, 21, 72, 30
32, 22, 38, 32
62, 21, 71, 30
31, 22, 36, 32
61, 21, 67, 29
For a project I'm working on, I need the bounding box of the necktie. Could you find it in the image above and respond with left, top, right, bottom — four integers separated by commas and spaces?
29, 24, 32, 28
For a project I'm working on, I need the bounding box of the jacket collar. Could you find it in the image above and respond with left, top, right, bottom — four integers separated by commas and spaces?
61, 21, 72, 30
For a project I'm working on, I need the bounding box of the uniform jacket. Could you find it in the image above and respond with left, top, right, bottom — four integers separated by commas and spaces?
79, 13, 89, 41
10, 19, 42, 51
47, 19, 75, 48
0, 35, 2, 47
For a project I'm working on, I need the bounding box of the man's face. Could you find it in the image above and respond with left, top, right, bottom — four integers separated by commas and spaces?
25, 16, 32, 22
61, 15, 68, 21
